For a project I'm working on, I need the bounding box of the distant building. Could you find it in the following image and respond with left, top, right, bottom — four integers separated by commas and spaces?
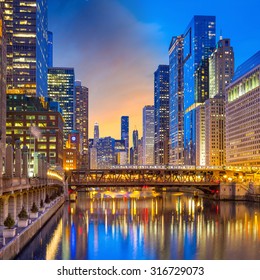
0, 0, 48, 97
132, 129, 139, 165
89, 123, 99, 169
226, 51, 260, 166
114, 139, 127, 165
48, 67, 75, 144
63, 131, 81, 170
169, 35, 184, 165
205, 97, 225, 166
142, 106, 154, 165
154, 65, 170, 165
138, 138, 143, 165
96, 137, 115, 169
89, 139, 97, 169
75, 81, 89, 168
121, 116, 129, 163
94, 122, 99, 147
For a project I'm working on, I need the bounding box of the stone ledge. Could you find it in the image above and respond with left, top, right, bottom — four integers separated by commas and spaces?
0, 196, 65, 260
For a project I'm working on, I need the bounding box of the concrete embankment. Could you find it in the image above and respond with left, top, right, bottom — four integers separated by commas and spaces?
0, 196, 65, 260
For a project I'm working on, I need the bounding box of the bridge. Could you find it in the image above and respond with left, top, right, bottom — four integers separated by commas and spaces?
65, 166, 254, 194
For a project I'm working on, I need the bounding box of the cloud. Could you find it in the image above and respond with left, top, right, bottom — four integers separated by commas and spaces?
49, 0, 166, 141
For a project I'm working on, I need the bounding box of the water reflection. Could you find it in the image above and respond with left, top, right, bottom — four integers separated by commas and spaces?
16, 190, 260, 260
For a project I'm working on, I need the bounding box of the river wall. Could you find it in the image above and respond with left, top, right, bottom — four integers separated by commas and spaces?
0, 196, 65, 260
220, 182, 260, 201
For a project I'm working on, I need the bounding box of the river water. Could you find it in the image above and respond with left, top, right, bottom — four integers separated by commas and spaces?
15, 189, 260, 260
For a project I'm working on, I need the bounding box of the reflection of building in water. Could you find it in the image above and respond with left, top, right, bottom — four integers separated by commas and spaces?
72, 192, 259, 260
62, 202, 88, 260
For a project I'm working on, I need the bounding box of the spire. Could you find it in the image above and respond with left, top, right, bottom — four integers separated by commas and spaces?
220, 29, 223, 40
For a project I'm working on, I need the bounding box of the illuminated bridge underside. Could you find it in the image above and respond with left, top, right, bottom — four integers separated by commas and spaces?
66, 168, 236, 192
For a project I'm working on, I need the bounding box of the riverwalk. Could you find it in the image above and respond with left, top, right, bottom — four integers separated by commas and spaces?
0, 195, 65, 260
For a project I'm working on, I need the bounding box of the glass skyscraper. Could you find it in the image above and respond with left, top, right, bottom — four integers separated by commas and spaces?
142, 105, 154, 165
121, 116, 129, 163
75, 81, 89, 168
47, 31, 53, 68
48, 67, 75, 145
183, 15, 216, 165
0, 0, 48, 97
154, 65, 169, 165
169, 35, 184, 165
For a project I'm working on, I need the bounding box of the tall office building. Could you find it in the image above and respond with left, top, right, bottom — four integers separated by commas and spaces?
169, 35, 184, 165
154, 65, 170, 165
96, 137, 115, 169
48, 67, 75, 144
209, 38, 234, 98
121, 116, 129, 162
75, 81, 89, 168
47, 31, 53, 68
195, 104, 205, 166
226, 51, 260, 166
205, 97, 225, 166
142, 105, 154, 165
0, 7, 6, 174
132, 129, 138, 165
183, 16, 216, 165
0, 0, 48, 97
203, 38, 234, 166
6, 95, 64, 174
114, 139, 127, 165
93, 122, 99, 147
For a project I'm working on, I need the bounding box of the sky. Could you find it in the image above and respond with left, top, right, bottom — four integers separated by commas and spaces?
48, 0, 260, 142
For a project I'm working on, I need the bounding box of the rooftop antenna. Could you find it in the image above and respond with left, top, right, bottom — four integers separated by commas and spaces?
220, 28, 223, 40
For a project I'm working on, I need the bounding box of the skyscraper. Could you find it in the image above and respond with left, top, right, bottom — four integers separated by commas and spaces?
93, 122, 99, 147
96, 137, 115, 169
154, 65, 170, 165
89, 122, 99, 169
121, 116, 129, 163
47, 31, 53, 68
209, 38, 234, 98
0, 0, 48, 97
0, 6, 6, 174
75, 81, 89, 168
169, 35, 184, 165
226, 51, 260, 166
142, 105, 154, 165
204, 38, 234, 166
48, 67, 75, 144
183, 16, 216, 165
132, 129, 138, 165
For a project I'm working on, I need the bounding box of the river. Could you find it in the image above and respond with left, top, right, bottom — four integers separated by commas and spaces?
15, 189, 260, 260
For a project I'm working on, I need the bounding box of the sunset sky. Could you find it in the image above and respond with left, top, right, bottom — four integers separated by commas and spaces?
48, 0, 260, 142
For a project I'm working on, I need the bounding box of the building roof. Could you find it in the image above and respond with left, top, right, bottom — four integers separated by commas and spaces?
232, 51, 260, 82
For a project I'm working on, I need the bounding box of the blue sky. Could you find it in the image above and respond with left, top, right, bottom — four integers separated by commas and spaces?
48, 0, 260, 139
